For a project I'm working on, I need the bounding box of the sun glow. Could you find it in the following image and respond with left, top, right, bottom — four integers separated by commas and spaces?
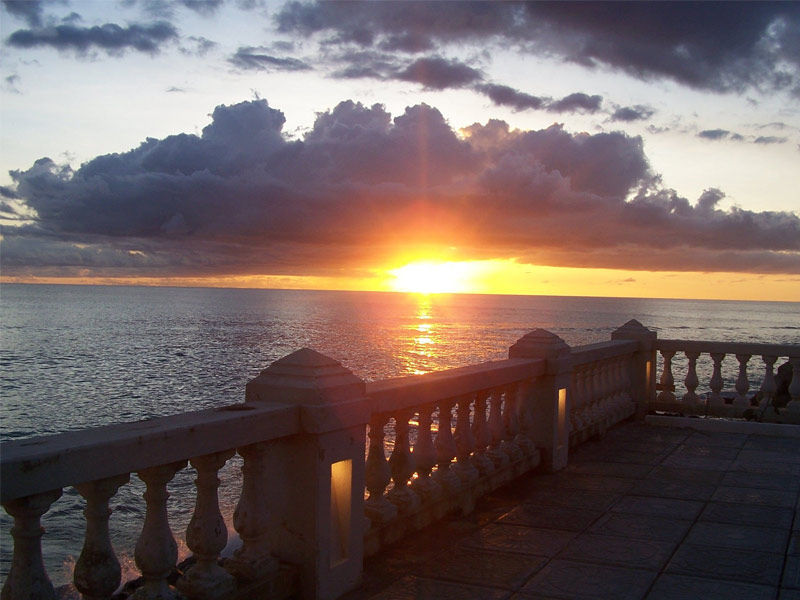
388, 261, 475, 294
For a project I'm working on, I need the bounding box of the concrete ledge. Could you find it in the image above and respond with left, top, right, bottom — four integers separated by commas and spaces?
646, 414, 800, 437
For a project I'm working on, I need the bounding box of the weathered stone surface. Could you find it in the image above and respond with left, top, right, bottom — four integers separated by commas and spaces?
666, 544, 783, 586
699, 501, 794, 529
521, 559, 657, 600
610, 496, 703, 520
559, 533, 675, 570
684, 522, 789, 553
412, 547, 546, 590
361, 575, 507, 600
588, 513, 692, 543
710, 485, 797, 507
647, 574, 776, 600
498, 504, 604, 531
461, 524, 575, 557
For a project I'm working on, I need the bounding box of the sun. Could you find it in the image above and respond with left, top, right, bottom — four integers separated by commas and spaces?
388, 261, 473, 294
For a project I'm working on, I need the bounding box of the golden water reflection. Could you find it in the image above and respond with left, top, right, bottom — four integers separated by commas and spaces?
404, 296, 442, 376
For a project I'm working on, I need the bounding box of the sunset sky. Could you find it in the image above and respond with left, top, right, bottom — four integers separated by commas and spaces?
1, 1, 799, 300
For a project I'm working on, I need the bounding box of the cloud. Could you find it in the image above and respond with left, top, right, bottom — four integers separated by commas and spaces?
2, 98, 798, 280
2, 0, 44, 27
546, 92, 602, 113
754, 135, 788, 145
180, 35, 216, 56
396, 56, 483, 89
6, 21, 178, 55
477, 84, 546, 111
698, 129, 730, 140
275, 1, 800, 96
229, 46, 312, 71
611, 105, 655, 122
3, 73, 22, 94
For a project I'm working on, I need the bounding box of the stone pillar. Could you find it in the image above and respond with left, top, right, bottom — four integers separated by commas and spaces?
509, 330, 572, 472
611, 320, 657, 420
245, 348, 370, 600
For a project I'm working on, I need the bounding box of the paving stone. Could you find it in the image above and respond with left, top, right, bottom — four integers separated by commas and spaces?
520, 559, 657, 600
646, 465, 725, 485
631, 478, 717, 501
790, 532, 800, 555
738, 449, 800, 464
672, 444, 741, 459
498, 504, 604, 531
550, 474, 636, 493
781, 589, 800, 600
785, 556, 800, 590
684, 521, 789, 552
699, 501, 794, 529
580, 449, 669, 465
646, 573, 776, 600
588, 513, 692, 543
565, 461, 653, 478
411, 547, 547, 590
611, 495, 703, 520
461, 523, 575, 557
363, 575, 510, 600
666, 543, 784, 586
683, 431, 747, 448
558, 533, 676, 570
721, 470, 800, 491
732, 458, 800, 476
711, 485, 797, 507
522, 487, 621, 511
744, 436, 800, 454
660, 455, 733, 471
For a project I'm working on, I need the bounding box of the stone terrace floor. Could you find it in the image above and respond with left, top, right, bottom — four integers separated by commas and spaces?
342, 421, 800, 600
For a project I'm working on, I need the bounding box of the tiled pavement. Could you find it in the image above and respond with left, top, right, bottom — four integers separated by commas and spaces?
342, 422, 800, 600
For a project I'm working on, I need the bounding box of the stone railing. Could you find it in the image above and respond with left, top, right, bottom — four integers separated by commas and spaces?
652, 339, 800, 421
0, 321, 676, 600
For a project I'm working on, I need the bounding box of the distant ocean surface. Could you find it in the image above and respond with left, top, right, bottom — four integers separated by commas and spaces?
1, 283, 798, 585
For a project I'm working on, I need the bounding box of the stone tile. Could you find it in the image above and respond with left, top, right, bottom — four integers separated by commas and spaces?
363, 575, 510, 600
559, 533, 676, 570
588, 513, 691, 543
781, 589, 800, 600
520, 559, 657, 600
565, 461, 652, 479
660, 455, 733, 471
732, 458, 800, 476
790, 532, 800, 555
411, 547, 547, 590
611, 495, 703, 520
712, 485, 797, 507
630, 478, 716, 501
684, 522, 789, 553
461, 524, 575, 557
582, 448, 670, 465
683, 431, 747, 448
785, 555, 800, 590
498, 504, 604, 532
699, 501, 794, 529
737, 449, 800, 464
744, 436, 800, 454
666, 543, 784, 586
551, 474, 635, 493
522, 488, 621, 511
672, 444, 741, 459
646, 465, 725, 485
721, 470, 800, 491
646, 573, 776, 600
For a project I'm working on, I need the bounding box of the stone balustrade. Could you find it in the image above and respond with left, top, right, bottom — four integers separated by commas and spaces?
653, 339, 800, 421
6, 321, 790, 600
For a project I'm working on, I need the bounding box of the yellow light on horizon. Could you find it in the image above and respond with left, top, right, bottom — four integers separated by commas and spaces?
388, 261, 476, 294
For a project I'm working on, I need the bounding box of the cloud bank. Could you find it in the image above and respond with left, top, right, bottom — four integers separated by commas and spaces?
2, 99, 798, 280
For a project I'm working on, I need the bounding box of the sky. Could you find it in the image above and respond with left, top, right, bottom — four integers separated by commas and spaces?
0, 0, 799, 301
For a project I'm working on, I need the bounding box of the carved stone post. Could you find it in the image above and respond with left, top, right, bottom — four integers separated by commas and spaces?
245, 348, 370, 600
709, 353, 725, 410
433, 399, 461, 494
364, 414, 397, 524
759, 355, 778, 410
74, 474, 130, 600
683, 351, 701, 414
509, 329, 572, 472
387, 410, 421, 513
657, 350, 676, 404
470, 391, 494, 476
734, 354, 752, 412
410, 404, 442, 503
788, 357, 800, 411
1, 489, 62, 600
178, 450, 236, 600
612, 320, 657, 420
134, 461, 186, 600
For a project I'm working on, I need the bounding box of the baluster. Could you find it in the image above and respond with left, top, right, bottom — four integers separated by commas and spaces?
788, 357, 800, 411
683, 351, 701, 412
433, 398, 462, 494
388, 410, 420, 513
452, 393, 479, 485
502, 384, 524, 463
759, 355, 778, 410
364, 414, 398, 523
178, 450, 236, 600
74, 475, 130, 600
657, 350, 676, 403
708, 353, 725, 411
599, 360, 613, 425
734, 353, 752, 411
411, 404, 442, 502
487, 389, 510, 469
513, 380, 537, 457
572, 367, 586, 434
1, 489, 62, 600
470, 391, 494, 476
227, 442, 278, 581
590, 364, 603, 426
134, 461, 185, 600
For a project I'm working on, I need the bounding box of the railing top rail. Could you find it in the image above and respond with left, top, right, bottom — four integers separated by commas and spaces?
366, 357, 544, 414
656, 338, 800, 357
571, 339, 639, 366
0, 401, 299, 503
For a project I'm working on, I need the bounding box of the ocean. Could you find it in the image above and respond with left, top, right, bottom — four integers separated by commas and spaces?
1, 283, 798, 585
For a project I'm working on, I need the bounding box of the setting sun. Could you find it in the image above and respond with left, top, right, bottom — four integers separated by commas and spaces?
388, 261, 475, 294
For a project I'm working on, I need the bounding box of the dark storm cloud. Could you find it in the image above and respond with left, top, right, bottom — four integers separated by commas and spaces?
3, 98, 798, 279
229, 46, 312, 71
698, 129, 730, 141
754, 136, 788, 145
546, 93, 602, 113
477, 84, 546, 111
275, 1, 800, 96
6, 21, 178, 55
396, 56, 482, 89
610, 105, 655, 122
2, 0, 44, 27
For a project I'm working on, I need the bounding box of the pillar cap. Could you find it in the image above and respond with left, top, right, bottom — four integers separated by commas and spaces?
611, 319, 656, 341
509, 329, 569, 360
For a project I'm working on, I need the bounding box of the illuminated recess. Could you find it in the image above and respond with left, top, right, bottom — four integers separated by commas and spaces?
330, 459, 352, 567
558, 388, 567, 441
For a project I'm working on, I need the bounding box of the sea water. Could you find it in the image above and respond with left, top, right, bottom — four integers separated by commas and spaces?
1, 283, 798, 584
